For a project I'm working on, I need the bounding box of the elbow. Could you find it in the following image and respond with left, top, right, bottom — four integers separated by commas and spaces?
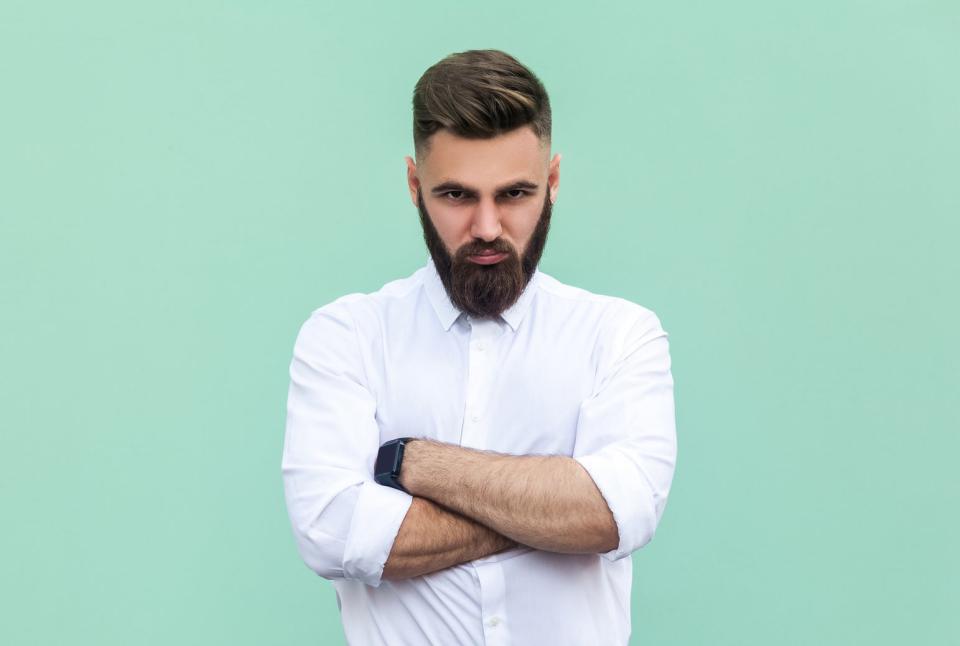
283, 473, 412, 588
283, 477, 387, 584
287, 513, 397, 588
288, 522, 349, 582
291, 526, 388, 587
283, 489, 354, 582
595, 507, 621, 554
596, 495, 661, 561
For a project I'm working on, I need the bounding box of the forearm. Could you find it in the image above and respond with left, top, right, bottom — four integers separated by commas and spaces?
399, 439, 619, 554
381, 495, 519, 581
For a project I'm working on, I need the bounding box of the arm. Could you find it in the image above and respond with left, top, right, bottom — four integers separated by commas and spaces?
571, 310, 677, 561
398, 308, 677, 562
382, 496, 518, 580
282, 299, 520, 587
282, 300, 414, 587
398, 439, 619, 554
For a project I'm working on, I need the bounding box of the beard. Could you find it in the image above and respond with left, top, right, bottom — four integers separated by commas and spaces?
417, 186, 553, 320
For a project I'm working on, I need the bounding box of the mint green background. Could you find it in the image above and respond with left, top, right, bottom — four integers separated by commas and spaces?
2, 2, 957, 644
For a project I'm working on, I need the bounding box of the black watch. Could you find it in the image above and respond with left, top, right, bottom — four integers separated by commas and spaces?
375, 437, 414, 492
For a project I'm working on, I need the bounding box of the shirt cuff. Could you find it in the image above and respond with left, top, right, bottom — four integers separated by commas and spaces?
574, 450, 659, 562
342, 479, 414, 586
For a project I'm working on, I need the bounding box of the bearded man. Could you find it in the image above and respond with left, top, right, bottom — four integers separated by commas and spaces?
282, 48, 678, 646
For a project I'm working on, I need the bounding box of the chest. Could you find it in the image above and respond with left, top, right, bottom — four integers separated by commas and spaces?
373, 319, 598, 457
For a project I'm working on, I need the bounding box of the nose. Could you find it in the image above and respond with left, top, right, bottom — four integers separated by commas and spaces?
469, 196, 503, 242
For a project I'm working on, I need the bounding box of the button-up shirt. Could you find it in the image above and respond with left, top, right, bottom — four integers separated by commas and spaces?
282, 256, 677, 645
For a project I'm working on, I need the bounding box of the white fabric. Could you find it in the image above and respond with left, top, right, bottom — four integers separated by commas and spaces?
282, 255, 677, 645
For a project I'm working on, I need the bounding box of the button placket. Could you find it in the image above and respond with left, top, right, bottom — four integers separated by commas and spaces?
475, 560, 510, 645
460, 318, 500, 447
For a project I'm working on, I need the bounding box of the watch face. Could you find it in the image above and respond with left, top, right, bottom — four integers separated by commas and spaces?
375, 442, 401, 476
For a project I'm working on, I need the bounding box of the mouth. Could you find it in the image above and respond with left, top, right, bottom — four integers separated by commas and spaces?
468, 252, 509, 265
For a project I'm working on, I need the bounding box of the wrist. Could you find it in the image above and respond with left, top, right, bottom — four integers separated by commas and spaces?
375, 437, 418, 493
397, 438, 443, 495
396, 438, 421, 493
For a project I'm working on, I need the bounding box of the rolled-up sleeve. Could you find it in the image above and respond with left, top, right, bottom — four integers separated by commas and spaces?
281, 299, 413, 587
573, 308, 677, 562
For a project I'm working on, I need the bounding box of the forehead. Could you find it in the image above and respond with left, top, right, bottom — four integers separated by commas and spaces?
419, 126, 548, 187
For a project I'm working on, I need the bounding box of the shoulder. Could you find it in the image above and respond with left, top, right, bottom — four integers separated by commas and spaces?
535, 270, 667, 339
294, 264, 428, 347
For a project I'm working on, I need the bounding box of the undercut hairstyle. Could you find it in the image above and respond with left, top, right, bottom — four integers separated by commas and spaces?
412, 49, 552, 162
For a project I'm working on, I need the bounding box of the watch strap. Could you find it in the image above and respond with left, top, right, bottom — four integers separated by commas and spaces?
375, 437, 414, 493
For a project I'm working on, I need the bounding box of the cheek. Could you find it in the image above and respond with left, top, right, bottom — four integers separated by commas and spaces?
437, 217, 466, 239
430, 210, 468, 245
508, 211, 541, 245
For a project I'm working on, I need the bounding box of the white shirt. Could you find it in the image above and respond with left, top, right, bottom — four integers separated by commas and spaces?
282, 256, 677, 645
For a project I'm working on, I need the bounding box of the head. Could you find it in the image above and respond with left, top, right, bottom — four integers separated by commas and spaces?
405, 49, 561, 320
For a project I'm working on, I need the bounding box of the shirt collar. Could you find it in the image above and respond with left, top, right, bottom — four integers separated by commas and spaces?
423, 255, 541, 333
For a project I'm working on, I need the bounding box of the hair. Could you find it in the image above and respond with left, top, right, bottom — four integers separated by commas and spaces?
412, 49, 552, 162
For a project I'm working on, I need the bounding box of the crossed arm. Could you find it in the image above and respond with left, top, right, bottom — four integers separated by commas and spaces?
381, 438, 619, 580
284, 304, 675, 585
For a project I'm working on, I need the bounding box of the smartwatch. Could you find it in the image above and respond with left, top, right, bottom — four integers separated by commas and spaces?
375, 437, 414, 492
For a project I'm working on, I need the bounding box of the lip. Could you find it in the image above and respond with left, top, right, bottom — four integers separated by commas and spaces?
468, 252, 509, 265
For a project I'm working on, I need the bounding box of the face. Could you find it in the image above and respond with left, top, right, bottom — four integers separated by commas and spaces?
405, 126, 561, 319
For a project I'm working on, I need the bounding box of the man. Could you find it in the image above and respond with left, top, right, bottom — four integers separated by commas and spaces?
282, 49, 677, 645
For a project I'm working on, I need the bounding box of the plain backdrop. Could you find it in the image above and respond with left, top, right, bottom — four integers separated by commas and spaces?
1, 1, 957, 644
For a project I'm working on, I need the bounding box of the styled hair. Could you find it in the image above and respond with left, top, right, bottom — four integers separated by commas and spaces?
412, 49, 552, 161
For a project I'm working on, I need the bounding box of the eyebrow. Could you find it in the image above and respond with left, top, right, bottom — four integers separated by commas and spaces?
429, 179, 540, 195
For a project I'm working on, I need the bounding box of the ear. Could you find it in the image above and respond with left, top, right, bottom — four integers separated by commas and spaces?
405, 156, 420, 208
547, 153, 561, 204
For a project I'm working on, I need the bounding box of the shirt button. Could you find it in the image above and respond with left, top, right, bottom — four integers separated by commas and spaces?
486, 616, 501, 627
471, 414, 480, 422
476, 342, 485, 351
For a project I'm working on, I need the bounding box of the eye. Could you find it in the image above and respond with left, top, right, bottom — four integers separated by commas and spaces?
439, 189, 530, 202
442, 190, 468, 201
